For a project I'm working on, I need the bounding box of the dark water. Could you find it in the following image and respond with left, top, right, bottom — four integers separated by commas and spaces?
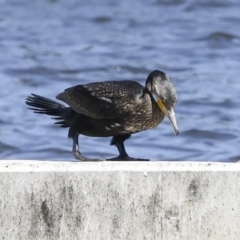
0, 0, 240, 162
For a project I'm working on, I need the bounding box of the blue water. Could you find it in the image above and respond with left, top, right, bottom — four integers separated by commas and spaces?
0, 0, 240, 162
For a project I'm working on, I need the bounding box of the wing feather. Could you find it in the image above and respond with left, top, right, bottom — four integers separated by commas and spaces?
56, 80, 144, 119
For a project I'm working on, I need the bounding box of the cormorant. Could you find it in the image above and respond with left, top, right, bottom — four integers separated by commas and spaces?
25, 70, 179, 161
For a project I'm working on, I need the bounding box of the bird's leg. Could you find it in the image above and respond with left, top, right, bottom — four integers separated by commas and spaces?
72, 135, 105, 162
115, 141, 134, 160
107, 135, 149, 161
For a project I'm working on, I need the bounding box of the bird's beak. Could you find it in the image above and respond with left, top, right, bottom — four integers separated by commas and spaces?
157, 100, 179, 136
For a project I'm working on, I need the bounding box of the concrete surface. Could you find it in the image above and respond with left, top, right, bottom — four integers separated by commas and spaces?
0, 161, 240, 240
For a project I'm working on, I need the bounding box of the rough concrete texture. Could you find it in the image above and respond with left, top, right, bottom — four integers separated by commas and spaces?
0, 161, 240, 240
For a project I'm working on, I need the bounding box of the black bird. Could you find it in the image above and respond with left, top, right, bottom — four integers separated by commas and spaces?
25, 70, 179, 161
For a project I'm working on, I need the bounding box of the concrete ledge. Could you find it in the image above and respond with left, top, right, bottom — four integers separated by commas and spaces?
0, 161, 240, 240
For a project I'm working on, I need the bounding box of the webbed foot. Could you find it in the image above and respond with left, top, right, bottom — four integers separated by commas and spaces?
107, 155, 149, 161
73, 151, 105, 162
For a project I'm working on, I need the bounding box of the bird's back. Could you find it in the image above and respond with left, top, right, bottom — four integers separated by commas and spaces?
57, 80, 145, 119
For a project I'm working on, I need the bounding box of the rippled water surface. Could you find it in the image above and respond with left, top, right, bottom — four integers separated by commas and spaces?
0, 0, 240, 162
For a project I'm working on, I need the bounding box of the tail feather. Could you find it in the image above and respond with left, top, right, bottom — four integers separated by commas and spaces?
25, 94, 72, 128
25, 94, 65, 116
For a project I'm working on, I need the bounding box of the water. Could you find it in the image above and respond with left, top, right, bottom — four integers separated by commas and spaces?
0, 0, 240, 162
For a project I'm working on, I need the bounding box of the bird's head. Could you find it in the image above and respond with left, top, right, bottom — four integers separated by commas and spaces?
146, 70, 179, 135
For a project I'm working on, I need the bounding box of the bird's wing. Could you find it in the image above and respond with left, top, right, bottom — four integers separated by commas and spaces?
56, 80, 144, 119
